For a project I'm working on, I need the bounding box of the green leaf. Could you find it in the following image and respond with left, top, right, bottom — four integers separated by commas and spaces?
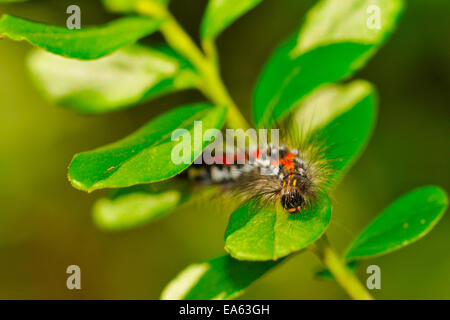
93, 181, 217, 231
102, 0, 169, 13
253, 40, 371, 125
68, 103, 227, 192
27, 45, 199, 114
345, 186, 449, 261
0, 14, 163, 59
225, 196, 331, 261
253, 0, 404, 126
93, 181, 188, 231
201, 0, 263, 41
314, 186, 448, 280
298, 80, 377, 187
161, 255, 280, 300
93, 189, 181, 231
295, 0, 404, 55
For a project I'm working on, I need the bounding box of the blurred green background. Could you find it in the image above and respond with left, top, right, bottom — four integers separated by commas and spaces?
0, 0, 449, 299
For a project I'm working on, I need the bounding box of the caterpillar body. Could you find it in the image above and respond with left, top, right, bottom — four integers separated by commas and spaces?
186, 138, 332, 214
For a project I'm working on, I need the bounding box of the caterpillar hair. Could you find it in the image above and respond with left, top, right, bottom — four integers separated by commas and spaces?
185, 113, 335, 214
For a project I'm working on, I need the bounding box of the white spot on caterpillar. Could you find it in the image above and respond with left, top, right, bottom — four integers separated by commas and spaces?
211, 166, 229, 182
230, 166, 241, 180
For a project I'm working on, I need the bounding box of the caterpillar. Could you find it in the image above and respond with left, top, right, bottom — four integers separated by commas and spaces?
186, 126, 332, 214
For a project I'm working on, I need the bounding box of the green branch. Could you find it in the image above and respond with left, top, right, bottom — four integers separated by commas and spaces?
202, 39, 219, 69
136, 0, 251, 130
309, 235, 374, 300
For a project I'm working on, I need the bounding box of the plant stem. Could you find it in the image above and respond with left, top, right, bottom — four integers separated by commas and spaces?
136, 1, 251, 130
309, 235, 374, 300
202, 39, 219, 69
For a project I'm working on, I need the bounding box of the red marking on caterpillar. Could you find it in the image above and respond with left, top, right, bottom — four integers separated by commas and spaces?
279, 152, 296, 172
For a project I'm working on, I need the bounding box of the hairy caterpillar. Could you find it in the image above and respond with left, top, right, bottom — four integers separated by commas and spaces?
186, 120, 333, 214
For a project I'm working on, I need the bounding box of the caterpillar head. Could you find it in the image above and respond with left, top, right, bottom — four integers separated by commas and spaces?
280, 173, 310, 214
